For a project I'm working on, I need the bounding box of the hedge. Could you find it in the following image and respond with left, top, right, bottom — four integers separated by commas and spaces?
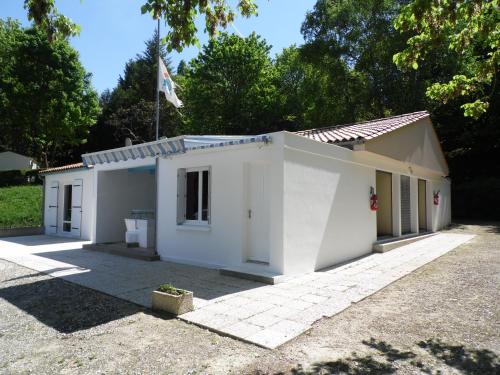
0, 169, 42, 187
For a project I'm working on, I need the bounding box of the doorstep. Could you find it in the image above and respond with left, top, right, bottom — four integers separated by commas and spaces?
83, 242, 160, 261
219, 264, 290, 285
372, 232, 437, 253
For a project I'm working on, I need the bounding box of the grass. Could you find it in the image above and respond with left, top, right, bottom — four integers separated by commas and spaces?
157, 283, 188, 296
0, 185, 43, 229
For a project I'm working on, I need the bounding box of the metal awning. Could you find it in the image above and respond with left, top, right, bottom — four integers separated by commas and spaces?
81, 134, 271, 166
184, 135, 271, 151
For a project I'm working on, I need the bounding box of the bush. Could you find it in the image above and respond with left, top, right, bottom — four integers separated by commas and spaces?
157, 283, 188, 296
0, 169, 42, 187
452, 177, 500, 220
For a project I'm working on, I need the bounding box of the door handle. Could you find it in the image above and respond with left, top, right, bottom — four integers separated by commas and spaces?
248, 209, 252, 219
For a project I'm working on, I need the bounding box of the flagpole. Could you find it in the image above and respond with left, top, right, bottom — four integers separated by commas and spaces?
155, 17, 160, 141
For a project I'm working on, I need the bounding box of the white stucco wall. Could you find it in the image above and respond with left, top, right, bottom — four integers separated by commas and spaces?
281, 133, 376, 274
156, 135, 285, 273
364, 118, 449, 176
430, 177, 452, 231
94, 169, 156, 243
43, 168, 94, 240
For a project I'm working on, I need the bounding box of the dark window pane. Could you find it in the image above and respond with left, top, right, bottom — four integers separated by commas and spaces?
64, 185, 72, 222
202, 170, 209, 221
186, 171, 199, 220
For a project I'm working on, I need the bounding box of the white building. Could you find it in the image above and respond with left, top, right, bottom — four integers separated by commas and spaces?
40, 111, 451, 276
0, 151, 38, 171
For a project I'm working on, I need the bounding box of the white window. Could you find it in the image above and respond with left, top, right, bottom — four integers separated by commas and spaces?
177, 167, 211, 225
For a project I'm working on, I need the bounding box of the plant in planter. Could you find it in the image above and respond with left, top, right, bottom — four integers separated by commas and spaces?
151, 283, 194, 315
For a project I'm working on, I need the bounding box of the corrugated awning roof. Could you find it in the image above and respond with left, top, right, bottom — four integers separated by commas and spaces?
295, 111, 429, 144
39, 162, 87, 175
81, 134, 271, 166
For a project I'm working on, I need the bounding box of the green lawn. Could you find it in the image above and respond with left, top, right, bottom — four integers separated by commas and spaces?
0, 185, 43, 228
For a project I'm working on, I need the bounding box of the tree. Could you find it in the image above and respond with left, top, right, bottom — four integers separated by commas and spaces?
24, 0, 257, 51
274, 46, 369, 129
141, 0, 257, 51
393, 0, 500, 118
0, 19, 100, 167
300, 0, 436, 119
180, 33, 279, 135
86, 31, 182, 151
23, 0, 80, 41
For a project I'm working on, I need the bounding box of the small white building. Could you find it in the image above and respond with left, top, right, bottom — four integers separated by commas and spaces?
0, 151, 38, 171
40, 111, 451, 276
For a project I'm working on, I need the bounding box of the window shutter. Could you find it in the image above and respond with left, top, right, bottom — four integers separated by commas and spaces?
71, 179, 83, 237
177, 168, 186, 224
47, 181, 59, 234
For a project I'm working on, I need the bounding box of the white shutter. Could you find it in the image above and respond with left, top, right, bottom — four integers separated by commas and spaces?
176, 168, 186, 224
47, 181, 59, 234
71, 179, 83, 237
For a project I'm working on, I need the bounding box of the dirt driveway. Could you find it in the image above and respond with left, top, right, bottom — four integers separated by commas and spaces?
0, 223, 499, 374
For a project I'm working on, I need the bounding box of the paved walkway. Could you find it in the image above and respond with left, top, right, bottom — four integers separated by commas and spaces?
0, 233, 474, 349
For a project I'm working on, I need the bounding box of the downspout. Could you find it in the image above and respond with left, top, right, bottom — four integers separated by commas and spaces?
154, 156, 159, 256
41, 175, 46, 232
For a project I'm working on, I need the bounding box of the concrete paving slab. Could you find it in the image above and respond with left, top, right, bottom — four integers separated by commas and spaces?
0, 233, 475, 349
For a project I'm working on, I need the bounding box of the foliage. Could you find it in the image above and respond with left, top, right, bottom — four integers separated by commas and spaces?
394, 0, 500, 118
157, 283, 188, 295
0, 170, 42, 188
0, 185, 42, 228
180, 33, 280, 135
274, 46, 367, 129
85, 31, 181, 152
23, 0, 80, 41
140, 0, 257, 52
24, 0, 257, 52
0, 19, 100, 168
300, 0, 437, 120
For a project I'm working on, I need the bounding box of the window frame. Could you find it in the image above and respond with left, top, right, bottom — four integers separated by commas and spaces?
182, 166, 211, 226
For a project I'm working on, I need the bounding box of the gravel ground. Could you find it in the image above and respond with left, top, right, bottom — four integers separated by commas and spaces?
241, 223, 500, 374
0, 222, 499, 374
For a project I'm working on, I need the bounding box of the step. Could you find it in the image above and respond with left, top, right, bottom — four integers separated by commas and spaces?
372, 232, 437, 253
219, 265, 289, 285
83, 243, 160, 261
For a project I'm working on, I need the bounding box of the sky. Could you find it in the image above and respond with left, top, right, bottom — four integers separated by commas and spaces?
1, 0, 315, 93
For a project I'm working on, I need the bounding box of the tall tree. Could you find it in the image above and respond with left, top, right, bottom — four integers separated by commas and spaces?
0, 19, 100, 167
180, 33, 279, 135
394, 0, 500, 118
300, 0, 451, 119
86, 31, 181, 150
274, 46, 369, 129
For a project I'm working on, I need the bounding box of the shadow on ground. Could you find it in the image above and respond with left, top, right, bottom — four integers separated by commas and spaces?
448, 221, 500, 234
0, 276, 154, 333
280, 338, 500, 375
0, 235, 85, 246
33, 248, 264, 301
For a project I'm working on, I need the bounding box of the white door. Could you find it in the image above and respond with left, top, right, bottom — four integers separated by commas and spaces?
246, 162, 270, 263
71, 179, 83, 237
47, 181, 59, 234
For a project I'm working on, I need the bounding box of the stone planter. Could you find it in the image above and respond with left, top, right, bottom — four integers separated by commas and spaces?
151, 289, 194, 315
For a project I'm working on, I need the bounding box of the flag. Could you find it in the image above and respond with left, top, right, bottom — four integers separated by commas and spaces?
158, 57, 183, 108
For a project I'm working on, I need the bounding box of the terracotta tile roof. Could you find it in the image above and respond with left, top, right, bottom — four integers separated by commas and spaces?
295, 111, 429, 144
39, 162, 88, 174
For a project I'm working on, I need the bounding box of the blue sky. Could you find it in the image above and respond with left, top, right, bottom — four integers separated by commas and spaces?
1, 0, 315, 93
